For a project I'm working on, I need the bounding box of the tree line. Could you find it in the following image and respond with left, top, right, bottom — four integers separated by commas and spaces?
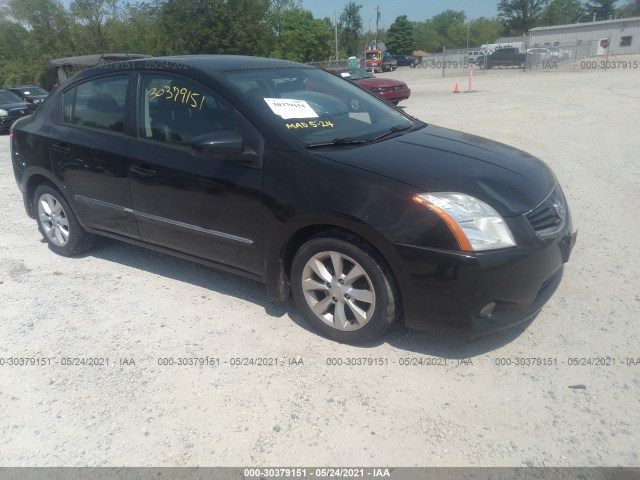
1, 0, 639, 88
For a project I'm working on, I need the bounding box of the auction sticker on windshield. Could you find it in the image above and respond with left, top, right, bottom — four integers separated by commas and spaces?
264, 98, 318, 119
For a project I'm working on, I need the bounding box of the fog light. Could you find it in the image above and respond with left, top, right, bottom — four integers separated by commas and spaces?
478, 302, 496, 318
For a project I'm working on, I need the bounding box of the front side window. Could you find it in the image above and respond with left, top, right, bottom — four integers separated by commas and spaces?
138, 74, 237, 146
65, 75, 128, 133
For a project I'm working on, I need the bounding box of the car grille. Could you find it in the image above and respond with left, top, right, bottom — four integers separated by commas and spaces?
525, 185, 567, 236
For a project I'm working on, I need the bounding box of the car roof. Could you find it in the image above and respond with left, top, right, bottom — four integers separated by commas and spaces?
70, 55, 312, 84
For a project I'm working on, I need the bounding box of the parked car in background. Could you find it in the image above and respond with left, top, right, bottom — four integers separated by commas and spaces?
382, 56, 397, 72
548, 47, 571, 60
466, 50, 490, 66
328, 67, 411, 105
526, 47, 554, 63
389, 55, 422, 68
484, 47, 526, 69
0, 90, 31, 133
7, 85, 49, 111
361, 49, 384, 73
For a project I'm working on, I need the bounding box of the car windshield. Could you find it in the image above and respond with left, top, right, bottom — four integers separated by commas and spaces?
0, 90, 23, 103
222, 67, 420, 147
20, 87, 48, 96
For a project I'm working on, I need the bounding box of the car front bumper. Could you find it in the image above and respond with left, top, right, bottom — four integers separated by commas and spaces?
393, 223, 577, 334
0, 114, 29, 132
378, 88, 411, 103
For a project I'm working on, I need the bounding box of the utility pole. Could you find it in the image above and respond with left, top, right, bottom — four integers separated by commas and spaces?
334, 11, 339, 60
375, 5, 380, 50
466, 22, 470, 51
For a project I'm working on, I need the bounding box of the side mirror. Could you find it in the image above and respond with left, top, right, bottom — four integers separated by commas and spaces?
190, 131, 245, 157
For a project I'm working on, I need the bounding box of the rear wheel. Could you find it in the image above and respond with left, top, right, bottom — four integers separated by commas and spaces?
291, 233, 400, 343
34, 184, 95, 256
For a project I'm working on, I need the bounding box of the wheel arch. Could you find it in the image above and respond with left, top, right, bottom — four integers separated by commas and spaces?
24, 171, 64, 218
265, 218, 406, 316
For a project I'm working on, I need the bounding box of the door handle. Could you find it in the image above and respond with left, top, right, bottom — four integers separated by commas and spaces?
52, 143, 71, 156
130, 164, 157, 176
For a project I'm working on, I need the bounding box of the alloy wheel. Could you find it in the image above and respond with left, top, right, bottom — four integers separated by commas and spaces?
300, 251, 376, 331
37, 193, 70, 246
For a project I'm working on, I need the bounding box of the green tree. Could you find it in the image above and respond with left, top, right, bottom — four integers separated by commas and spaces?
431, 9, 467, 47
158, 0, 272, 55
69, 0, 118, 52
271, 7, 332, 61
413, 20, 441, 51
108, 1, 164, 55
385, 15, 414, 54
619, 0, 640, 15
541, 0, 585, 25
498, 0, 549, 35
4, 0, 74, 86
338, 1, 362, 56
468, 17, 503, 47
585, 0, 618, 19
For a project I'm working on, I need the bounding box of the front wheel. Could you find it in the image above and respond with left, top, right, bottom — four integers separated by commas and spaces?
291, 233, 400, 344
34, 184, 95, 256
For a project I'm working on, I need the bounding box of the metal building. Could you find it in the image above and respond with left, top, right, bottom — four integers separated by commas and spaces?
528, 17, 640, 56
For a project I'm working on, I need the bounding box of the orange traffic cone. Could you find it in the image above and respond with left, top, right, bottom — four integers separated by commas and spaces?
453, 83, 460, 93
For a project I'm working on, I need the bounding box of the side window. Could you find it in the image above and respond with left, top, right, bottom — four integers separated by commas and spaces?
65, 76, 128, 133
138, 74, 237, 146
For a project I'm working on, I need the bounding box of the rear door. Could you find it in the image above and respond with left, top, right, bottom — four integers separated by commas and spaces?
126, 71, 264, 277
50, 74, 140, 239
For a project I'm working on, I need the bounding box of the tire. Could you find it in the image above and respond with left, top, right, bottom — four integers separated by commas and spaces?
34, 184, 95, 256
291, 232, 400, 344
410, 62, 416, 68
392, 101, 400, 105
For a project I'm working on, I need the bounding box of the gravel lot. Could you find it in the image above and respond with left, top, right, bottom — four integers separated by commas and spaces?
1, 59, 639, 467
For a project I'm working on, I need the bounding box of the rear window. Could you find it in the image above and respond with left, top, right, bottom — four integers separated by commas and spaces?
63, 75, 129, 133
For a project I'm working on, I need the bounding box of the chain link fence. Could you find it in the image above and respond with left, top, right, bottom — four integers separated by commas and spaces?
414, 48, 487, 77
434, 40, 612, 75
524, 40, 601, 71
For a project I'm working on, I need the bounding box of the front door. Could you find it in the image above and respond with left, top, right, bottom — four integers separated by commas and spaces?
126, 72, 264, 277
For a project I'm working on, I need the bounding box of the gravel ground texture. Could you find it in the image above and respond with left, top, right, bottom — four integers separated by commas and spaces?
0, 57, 639, 467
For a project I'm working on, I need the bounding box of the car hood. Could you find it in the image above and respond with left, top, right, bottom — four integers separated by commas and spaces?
315, 124, 556, 216
0, 101, 30, 110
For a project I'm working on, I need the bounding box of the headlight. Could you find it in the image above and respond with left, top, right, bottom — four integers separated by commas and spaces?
0, 109, 8, 117
413, 193, 516, 251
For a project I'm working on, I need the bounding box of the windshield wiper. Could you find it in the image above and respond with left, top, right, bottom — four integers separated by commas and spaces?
368, 123, 414, 143
305, 137, 369, 148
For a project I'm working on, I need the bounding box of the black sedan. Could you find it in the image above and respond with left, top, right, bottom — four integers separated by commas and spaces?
0, 90, 31, 133
389, 55, 422, 67
9, 55, 576, 343
7, 85, 49, 111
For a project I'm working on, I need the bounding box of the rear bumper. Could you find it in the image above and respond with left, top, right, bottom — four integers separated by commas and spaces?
393, 224, 577, 334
